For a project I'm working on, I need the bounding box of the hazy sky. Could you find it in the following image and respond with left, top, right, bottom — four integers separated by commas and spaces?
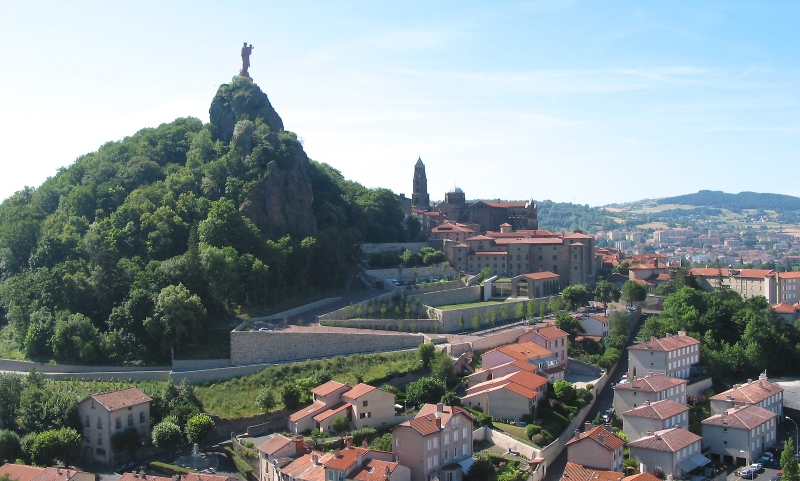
1, 1, 798, 206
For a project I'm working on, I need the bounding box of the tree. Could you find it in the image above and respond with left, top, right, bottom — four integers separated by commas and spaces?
185, 413, 215, 444
331, 416, 350, 437
369, 433, 392, 451
459, 313, 465, 332
430, 350, 455, 386
0, 374, 23, 428
111, 427, 140, 456
152, 420, 183, 450
594, 280, 621, 305
0, 430, 22, 463
515, 302, 525, 319
256, 387, 276, 412
417, 343, 436, 369
405, 377, 446, 407
553, 381, 576, 402
782, 438, 799, 481
527, 299, 537, 318
281, 384, 302, 410
465, 456, 495, 481
500, 305, 509, 321
472, 311, 482, 331
440, 391, 462, 407
488, 309, 498, 327
562, 284, 591, 310
555, 313, 585, 339
621, 280, 647, 307
144, 283, 206, 354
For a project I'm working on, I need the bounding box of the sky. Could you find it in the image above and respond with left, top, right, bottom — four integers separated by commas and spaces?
0, 1, 798, 206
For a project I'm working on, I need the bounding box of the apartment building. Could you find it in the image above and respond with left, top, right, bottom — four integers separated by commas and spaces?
628, 332, 700, 380
621, 399, 690, 441
709, 373, 783, 416
613, 374, 688, 415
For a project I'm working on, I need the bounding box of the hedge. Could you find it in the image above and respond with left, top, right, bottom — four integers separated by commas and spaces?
149, 462, 196, 476
224, 447, 255, 479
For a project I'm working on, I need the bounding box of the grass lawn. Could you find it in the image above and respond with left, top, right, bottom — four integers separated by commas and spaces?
493, 422, 535, 447
437, 300, 514, 311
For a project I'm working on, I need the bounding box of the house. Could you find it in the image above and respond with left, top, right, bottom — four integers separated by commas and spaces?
392, 403, 475, 481
701, 404, 778, 465
621, 399, 690, 441
565, 423, 626, 472
709, 373, 784, 416
117, 473, 234, 481
560, 462, 624, 481
627, 331, 700, 380
580, 315, 610, 339
257, 434, 306, 481
628, 427, 707, 479
518, 326, 569, 367
462, 370, 548, 420
481, 341, 560, 374
0, 465, 94, 481
288, 381, 396, 434
772, 303, 800, 323
613, 374, 688, 415
77, 387, 152, 465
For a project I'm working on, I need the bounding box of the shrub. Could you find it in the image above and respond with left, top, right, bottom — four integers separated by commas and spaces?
525, 424, 542, 439
185, 413, 215, 444
224, 447, 254, 479
149, 461, 195, 476
351, 427, 377, 446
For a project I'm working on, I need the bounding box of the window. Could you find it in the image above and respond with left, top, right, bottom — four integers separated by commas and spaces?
140, 412, 146, 423
128, 414, 134, 427
97, 433, 103, 445
115, 417, 121, 429
97, 417, 102, 429
363, 400, 368, 407
84, 416, 90, 427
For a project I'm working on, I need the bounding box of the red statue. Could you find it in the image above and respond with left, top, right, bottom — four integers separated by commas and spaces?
240, 42, 254, 77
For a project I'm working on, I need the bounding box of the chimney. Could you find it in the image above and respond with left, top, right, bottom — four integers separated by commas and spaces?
312, 454, 319, 465
362, 439, 369, 448
437, 403, 444, 413
57, 470, 62, 476
357, 452, 364, 466
436, 416, 442, 429
646, 431, 653, 437
648, 371, 653, 377
678, 330, 686, 337
726, 394, 733, 401
584, 422, 592, 432
335, 448, 341, 458
66, 472, 72, 481
346, 436, 354, 448
747, 379, 753, 384
574, 429, 580, 440
644, 400, 650, 406
295, 435, 304, 451
759, 380, 764, 388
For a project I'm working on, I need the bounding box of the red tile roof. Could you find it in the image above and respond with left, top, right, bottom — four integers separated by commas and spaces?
773, 303, 799, 314
628, 427, 701, 452
350, 459, 398, 481
182, 474, 237, 481
488, 341, 553, 361
313, 402, 350, 422
281, 452, 332, 481
561, 462, 624, 481
258, 433, 294, 455
613, 374, 688, 393
325, 446, 370, 471
518, 272, 561, 280
622, 399, 689, 420
341, 383, 377, 401
289, 402, 327, 422
119, 474, 171, 481
778, 271, 800, 278
311, 380, 348, 397
91, 387, 151, 411
565, 425, 625, 451
530, 326, 568, 340
628, 333, 699, 352
0, 465, 45, 481
702, 404, 777, 430
710, 377, 783, 405
398, 404, 473, 435
624, 473, 662, 481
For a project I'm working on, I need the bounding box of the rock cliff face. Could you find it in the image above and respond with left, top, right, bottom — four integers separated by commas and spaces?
210, 78, 317, 240
209, 77, 284, 143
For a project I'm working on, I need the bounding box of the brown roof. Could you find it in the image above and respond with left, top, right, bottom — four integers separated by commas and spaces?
702, 404, 777, 430
289, 402, 327, 422
351, 459, 399, 481
324, 446, 371, 471
564, 232, 593, 239
778, 271, 800, 278
624, 473, 662, 481
398, 404, 474, 435
182, 474, 237, 481
565, 425, 625, 451
0, 465, 45, 481
561, 462, 624, 481
341, 383, 377, 401
466, 370, 548, 400
613, 374, 688, 393
119, 474, 171, 481
91, 387, 151, 411
311, 380, 348, 397
519, 272, 561, 280
773, 303, 799, 314
628, 333, 700, 352
622, 400, 689, 420
531, 326, 568, 340
281, 452, 332, 481
257, 433, 294, 455
488, 341, 554, 361
710, 377, 783, 405
628, 427, 701, 452
313, 402, 350, 422
29, 470, 94, 481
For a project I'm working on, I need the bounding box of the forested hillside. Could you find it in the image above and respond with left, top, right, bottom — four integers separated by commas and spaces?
657, 190, 800, 213
0, 77, 410, 365
536, 200, 618, 233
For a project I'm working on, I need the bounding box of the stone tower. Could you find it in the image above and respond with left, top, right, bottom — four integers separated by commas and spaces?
412, 157, 430, 209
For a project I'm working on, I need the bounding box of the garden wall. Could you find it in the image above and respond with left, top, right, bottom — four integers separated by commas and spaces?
230, 330, 424, 366
247, 297, 342, 322
473, 426, 538, 459
321, 318, 441, 333
411, 286, 481, 308
687, 377, 713, 397
363, 264, 455, 282
434, 299, 528, 332
361, 242, 431, 255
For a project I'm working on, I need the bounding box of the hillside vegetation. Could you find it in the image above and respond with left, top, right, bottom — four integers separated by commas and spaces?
657, 190, 800, 213
0, 77, 411, 365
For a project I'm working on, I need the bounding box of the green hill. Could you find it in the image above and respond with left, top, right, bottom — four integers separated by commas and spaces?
0, 77, 411, 365
657, 190, 800, 213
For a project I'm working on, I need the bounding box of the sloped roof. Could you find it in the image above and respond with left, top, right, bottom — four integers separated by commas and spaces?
622, 399, 689, 420
0, 465, 45, 481
313, 402, 350, 422
182, 474, 237, 481
628, 333, 700, 352
341, 383, 378, 401
486, 341, 553, 361
561, 462, 624, 481
613, 374, 688, 393
91, 387, 151, 411
517, 272, 561, 281
628, 427, 700, 452
257, 433, 294, 455
702, 404, 777, 430
289, 402, 327, 422
710, 376, 783, 405
565, 425, 625, 451
530, 326, 569, 340
397, 404, 474, 435
351, 459, 399, 481
311, 380, 348, 396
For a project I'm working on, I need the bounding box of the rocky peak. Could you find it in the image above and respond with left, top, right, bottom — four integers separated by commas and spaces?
209, 77, 284, 143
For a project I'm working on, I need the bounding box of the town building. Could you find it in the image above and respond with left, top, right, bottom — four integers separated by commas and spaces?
579, 315, 610, 339
481, 341, 560, 375
560, 462, 625, 481
689, 268, 776, 303
621, 399, 690, 441
392, 403, 474, 481
565, 424, 626, 472
461, 370, 548, 420
709, 373, 784, 416
0, 465, 95, 481
613, 374, 688, 415
627, 332, 700, 380
288, 381, 396, 434
77, 387, 151, 466
701, 404, 777, 465
776, 271, 800, 304
628, 427, 707, 479
518, 326, 569, 367
257, 434, 307, 481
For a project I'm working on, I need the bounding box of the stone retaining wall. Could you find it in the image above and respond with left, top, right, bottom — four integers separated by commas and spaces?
0, 358, 170, 374
434, 299, 528, 332
172, 359, 232, 370
230, 330, 424, 366
248, 297, 342, 322
321, 318, 441, 333
361, 242, 431, 255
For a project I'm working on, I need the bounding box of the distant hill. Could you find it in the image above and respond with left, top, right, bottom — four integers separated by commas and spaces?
657, 190, 800, 213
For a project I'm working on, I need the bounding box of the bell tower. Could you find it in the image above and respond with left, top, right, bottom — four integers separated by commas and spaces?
412, 157, 430, 209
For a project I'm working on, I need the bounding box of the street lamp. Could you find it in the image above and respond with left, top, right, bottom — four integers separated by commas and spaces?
786, 416, 799, 454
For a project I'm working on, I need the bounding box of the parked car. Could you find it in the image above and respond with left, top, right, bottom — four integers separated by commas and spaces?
760, 452, 774, 463
739, 468, 754, 479
750, 463, 763, 472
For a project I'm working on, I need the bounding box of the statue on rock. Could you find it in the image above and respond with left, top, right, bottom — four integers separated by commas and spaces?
240, 42, 254, 77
